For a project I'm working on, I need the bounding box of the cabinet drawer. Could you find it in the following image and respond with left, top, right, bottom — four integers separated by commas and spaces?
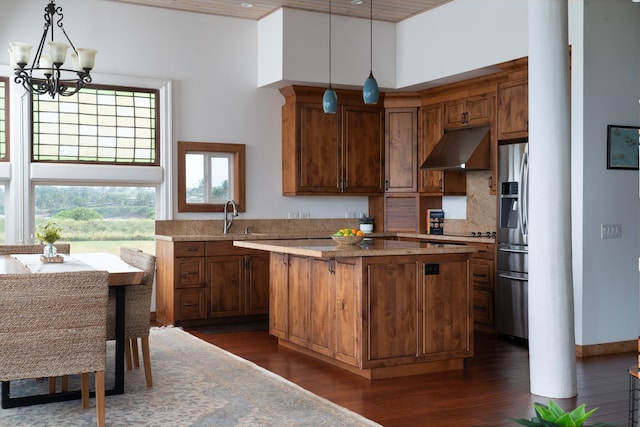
472, 259, 492, 286
175, 257, 205, 288
206, 240, 251, 256
175, 241, 205, 257
473, 290, 494, 326
175, 288, 206, 320
468, 243, 494, 260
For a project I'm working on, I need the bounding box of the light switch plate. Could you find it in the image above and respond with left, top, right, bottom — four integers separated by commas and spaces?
601, 224, 622, 239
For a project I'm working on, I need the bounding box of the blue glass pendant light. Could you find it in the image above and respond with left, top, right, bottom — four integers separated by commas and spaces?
323, 0, 338, 113
363, 0, 379, 104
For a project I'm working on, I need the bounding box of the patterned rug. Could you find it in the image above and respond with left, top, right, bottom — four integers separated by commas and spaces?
0, 327, 381, 426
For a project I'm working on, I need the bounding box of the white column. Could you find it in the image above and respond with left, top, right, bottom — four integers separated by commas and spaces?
528, 0, 576, 398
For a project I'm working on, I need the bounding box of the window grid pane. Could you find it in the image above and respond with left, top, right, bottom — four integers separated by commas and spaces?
0, 77, 8, 161
32, 85, 158, 165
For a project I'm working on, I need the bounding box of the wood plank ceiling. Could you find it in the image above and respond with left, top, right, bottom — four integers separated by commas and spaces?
103, 0, 453, 23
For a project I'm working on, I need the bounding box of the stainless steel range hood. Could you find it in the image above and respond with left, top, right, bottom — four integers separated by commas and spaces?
420, 125, 491, 171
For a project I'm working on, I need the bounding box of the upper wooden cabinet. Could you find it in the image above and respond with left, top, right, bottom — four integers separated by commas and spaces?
444, 94, 493, 129
385, 107, 418, 193
418, 103, 466, 196
497, 78, 528, 141
280, 86, 385, 196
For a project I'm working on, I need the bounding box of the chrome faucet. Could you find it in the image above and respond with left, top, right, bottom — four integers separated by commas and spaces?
223, 200, 238, 234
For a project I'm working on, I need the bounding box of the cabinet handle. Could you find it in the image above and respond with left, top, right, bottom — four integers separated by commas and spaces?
488, 176, 493, 189
385, 179, 389, 191
473, 273, 488, 278
438, 178, 443, 191
183, 302, 198, 307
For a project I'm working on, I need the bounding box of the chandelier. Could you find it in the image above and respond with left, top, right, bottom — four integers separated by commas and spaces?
8, 1, 97, 99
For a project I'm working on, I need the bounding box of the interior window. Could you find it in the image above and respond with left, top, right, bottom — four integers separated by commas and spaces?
178, 141, 245, 213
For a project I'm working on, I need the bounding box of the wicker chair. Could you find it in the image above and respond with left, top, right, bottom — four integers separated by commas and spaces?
0, 243, 71, 255
107, 247, 156, 388
0, 270, 110, 427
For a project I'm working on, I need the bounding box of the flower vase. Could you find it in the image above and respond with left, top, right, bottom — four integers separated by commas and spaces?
43, 243, 57, 258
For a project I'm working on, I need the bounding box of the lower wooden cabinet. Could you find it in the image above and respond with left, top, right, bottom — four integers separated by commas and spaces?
269, 251, 472, 378
156, 239, 269, 326
468, 242, 496, 331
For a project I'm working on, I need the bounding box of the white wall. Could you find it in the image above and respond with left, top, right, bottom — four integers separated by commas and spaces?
578, 0, 640, 345
396, 0, 529, 89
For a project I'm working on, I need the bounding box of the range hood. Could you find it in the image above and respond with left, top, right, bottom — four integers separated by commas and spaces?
420, 125, 491, 171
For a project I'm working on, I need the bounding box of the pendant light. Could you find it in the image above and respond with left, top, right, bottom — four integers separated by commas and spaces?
362, 0, 379, 104
323, 0, 338, 114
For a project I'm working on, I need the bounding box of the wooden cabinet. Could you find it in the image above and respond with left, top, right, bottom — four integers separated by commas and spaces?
497, 78, 528, 141
418, 103, 466, 195
422, 256, 472, 356
269, 251, 473, 378
155, 239, 269, 326
205, 241, 269, 319
444, 94, 493, 128
280, 86, 384, 195
468, 242, 495, 331
385, 107, 418, 192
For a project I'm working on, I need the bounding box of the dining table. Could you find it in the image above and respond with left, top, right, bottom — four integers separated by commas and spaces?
0, 252, 145, 409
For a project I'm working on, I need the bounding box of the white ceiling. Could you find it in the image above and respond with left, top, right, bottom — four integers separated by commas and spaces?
103, 0, 454, 23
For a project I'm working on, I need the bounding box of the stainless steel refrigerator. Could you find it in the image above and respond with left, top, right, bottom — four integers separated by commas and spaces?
496, 141, 529, 339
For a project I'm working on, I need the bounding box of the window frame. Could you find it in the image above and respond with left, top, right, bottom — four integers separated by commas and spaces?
177, 141, 246, 213
30, 83, 160, 166
0, 76, 9, 162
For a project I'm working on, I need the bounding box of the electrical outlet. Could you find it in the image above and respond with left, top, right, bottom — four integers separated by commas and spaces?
601, 224, 622, 239
288, 212, 299, 219
299, 212, 310, 219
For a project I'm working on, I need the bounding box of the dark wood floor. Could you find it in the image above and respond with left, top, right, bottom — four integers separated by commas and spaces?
184, 327, 634, 427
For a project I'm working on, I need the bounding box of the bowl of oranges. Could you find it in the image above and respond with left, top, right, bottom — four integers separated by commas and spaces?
331, 228, 365, 245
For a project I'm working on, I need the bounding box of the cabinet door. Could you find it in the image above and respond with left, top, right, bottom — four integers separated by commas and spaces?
384, 193, 419, 233
175, 257, 205, 289
422, 258, 471, 356
334, 258, 360, 365
465, 94, 492, 126
444, 98, 467, 128
287, 255, 309, 347
385, 107, 418, 192
175, 288, 206, 321
245, 254, 270, 315
497, 78, 528, 140
206, 255, 244, 318
366, 260, 419, 361
298, 103, 340, 193
309, 259, 333, 356
269, 253, 289, 339
342, 106, 385, 193
419, 104, 466, 195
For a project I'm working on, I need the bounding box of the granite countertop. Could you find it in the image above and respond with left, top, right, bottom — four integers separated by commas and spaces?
233, 238, 477, 258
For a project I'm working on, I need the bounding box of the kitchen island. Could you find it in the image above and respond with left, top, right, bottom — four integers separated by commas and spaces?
234, 238, 476, 379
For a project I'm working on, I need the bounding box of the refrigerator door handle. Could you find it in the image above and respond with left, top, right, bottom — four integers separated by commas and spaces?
498, 273, 528, 282
520, 150, 529, 235
499, 247, 528, 254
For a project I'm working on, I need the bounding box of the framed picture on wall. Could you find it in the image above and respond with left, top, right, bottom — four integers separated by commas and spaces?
607, 124, 639, 170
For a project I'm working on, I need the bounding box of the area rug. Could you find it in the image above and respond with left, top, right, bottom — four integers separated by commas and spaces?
0, 327, 381, 427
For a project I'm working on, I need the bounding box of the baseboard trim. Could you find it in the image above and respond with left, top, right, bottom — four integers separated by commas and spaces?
576, 339, 636, 357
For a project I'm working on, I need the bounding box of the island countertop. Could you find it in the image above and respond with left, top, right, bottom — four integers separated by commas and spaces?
233, 238, 477, 258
